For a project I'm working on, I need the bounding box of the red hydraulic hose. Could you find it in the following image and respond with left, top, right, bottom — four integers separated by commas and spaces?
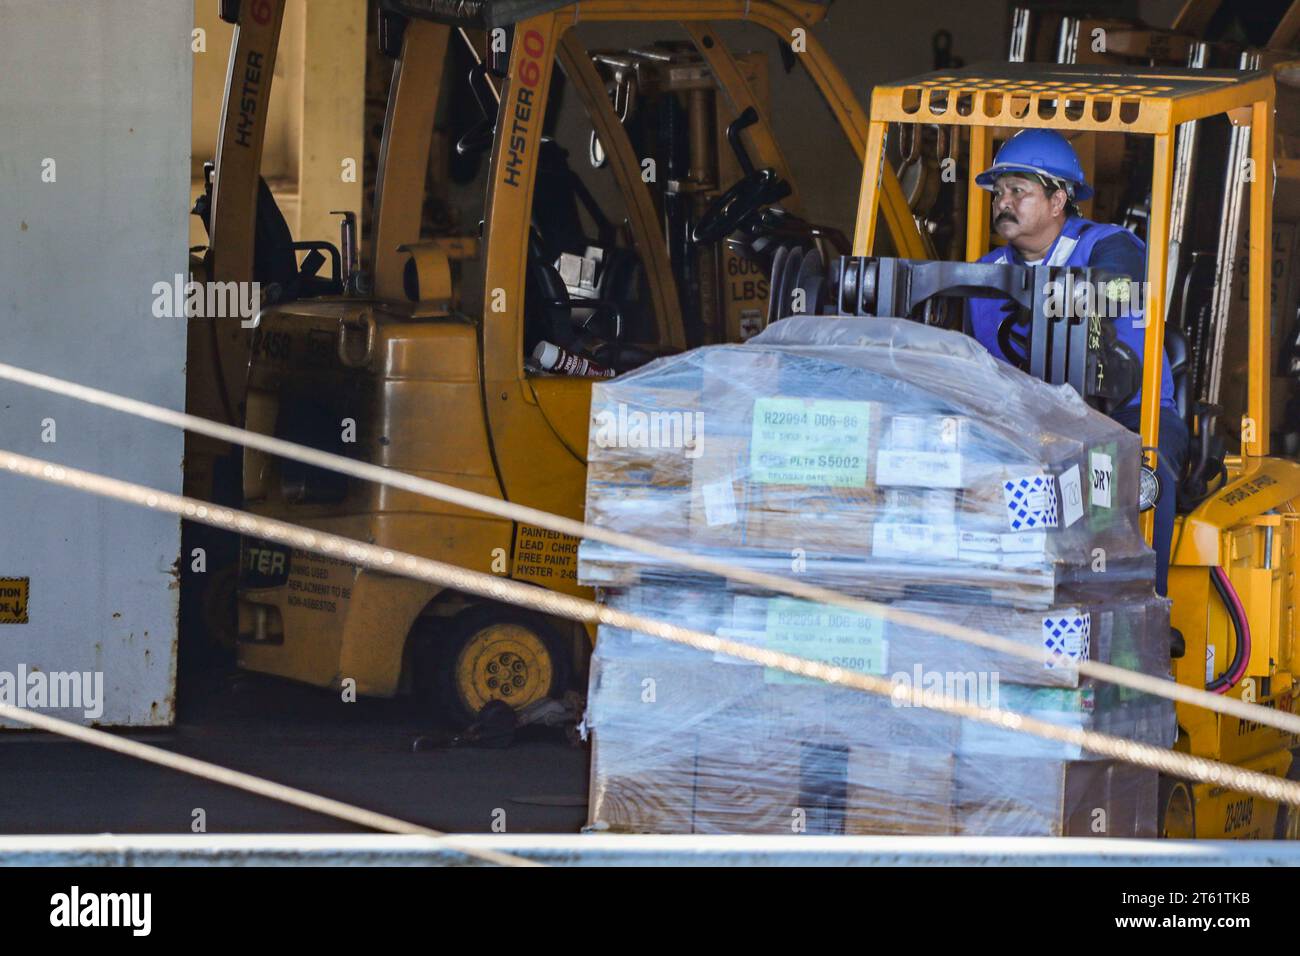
1206, 566, 1251, 695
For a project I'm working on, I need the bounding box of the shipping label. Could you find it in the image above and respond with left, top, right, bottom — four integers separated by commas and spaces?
763, 597, 888, 684
749, 398, 872, 487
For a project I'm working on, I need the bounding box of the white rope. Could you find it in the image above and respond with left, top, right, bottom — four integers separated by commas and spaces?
4, 447, 1300, 811
0, 360, 1294, 738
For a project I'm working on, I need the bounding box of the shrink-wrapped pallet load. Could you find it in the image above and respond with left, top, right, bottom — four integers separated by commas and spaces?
581, 317, 1173, 836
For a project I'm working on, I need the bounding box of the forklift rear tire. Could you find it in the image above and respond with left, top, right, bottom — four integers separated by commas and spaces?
1157, 776, 1196, 839
436, 606, 569, 728
200, 564, 239, 652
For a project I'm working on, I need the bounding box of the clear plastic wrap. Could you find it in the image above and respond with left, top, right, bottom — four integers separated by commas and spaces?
586, 623, 963, 835
580, 316, 1156, 607
596, 583, 1173, 689
581, 316, 1172, 836
955, 756, 1160, 837
585, 619, 1171, 835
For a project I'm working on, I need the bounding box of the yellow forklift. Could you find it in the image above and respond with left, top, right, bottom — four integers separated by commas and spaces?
772, 61, 1300, 839
192, 0, 925, 724
1006, 2, 1300, 461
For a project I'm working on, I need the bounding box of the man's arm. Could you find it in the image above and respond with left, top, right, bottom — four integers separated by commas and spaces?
1090, 232, 1145, 280
1089, 229, 1176, 409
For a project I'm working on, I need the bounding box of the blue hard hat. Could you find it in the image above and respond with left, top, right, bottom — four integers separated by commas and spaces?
975, 128, 1093, 202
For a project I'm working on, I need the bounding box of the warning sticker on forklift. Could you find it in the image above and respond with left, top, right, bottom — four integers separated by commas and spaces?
750, 398, 872, 487
284, 551, 352, 614
513, 525, 579, 584
0, 578, 29, 624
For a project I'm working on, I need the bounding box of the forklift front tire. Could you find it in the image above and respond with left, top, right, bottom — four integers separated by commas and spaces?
436, 606, 569, 728
1157, 776, 1196, 840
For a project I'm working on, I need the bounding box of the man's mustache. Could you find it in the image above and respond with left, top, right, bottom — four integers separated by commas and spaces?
995, 210, 1018, 224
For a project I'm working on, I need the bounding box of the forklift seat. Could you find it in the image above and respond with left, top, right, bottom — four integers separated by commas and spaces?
525, 229, 580, 352
192, 173, 341, 301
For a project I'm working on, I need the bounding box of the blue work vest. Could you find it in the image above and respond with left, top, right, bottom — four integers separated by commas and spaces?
967, 216, 1176, 410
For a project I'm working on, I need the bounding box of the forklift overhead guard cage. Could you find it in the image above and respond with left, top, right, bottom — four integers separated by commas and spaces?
378, 0, 836, 29
379, 0, 586, 26
209, 0, 924, 397
851, 62, 1278, 545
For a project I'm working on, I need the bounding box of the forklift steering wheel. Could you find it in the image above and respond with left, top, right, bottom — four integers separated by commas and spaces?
457, 120, 495, 156
996, 315, 1032, 372
692, 168, 790, 245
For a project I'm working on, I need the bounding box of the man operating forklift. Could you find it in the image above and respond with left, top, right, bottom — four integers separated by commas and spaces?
967, 129, 1188, 595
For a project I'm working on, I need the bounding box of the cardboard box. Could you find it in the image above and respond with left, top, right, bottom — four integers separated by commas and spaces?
887, 600, 1097, 689
587, 621, 964, 835
586, 627, 762, 733
587, 383, 703, 490
588, 731, 958, 836
844, 747, 956, 835
957, 677, 1175, 761
876, 413, 971, 489
955, 756, 1158, 838
695, 738, 956, 836
584, 481, 690, 540
691, 735, 808, 835
688, 434, 754, 549
748, 486, 881, 556
700, 347, 782, 407
585, 731, 812, 835
587, 731, 697, 833
687, 414, 882, 554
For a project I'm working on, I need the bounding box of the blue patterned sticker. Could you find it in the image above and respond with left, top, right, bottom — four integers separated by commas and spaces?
1041, 612, 1091, 669
1002, 474, 1059, 531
